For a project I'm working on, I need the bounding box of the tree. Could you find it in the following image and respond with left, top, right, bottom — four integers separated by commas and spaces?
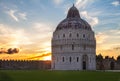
105, 56, 109, 59
96, 54, 103, 61
96, 54, 105, 70
117, 55, 120, 61
111, 56, 114, 60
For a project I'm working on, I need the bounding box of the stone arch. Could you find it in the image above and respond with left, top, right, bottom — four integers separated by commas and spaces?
82, 55, 88, 70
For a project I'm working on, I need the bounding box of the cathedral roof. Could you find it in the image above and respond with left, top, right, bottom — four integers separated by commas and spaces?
56, 5, 92, 31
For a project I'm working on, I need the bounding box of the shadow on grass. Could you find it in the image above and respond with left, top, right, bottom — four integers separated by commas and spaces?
0, 72, 13, 81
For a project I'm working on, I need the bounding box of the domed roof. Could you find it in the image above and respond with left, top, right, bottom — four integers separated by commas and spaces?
56, 4, 92, 31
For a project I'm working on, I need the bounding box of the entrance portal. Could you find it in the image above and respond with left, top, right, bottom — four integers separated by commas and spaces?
82, 55, 88, 70
83, 61, 86, 70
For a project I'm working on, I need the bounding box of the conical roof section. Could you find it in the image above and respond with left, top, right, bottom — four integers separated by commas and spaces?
67, 4, 80, 18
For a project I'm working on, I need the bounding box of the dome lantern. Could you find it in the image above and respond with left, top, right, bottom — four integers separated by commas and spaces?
67, 4, 80, 18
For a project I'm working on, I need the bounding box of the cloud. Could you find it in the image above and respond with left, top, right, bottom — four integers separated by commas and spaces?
33, 22, 52, 33
114, 47, 120, 50
53, 0, 63, 5
0, 22, 52, 54
0, 24, 31, 48
96, 29, 120, 58
7, 9, 19, 22
0, 48, 19, 54
109, 29, 120, 34
80, 11, 99, 26
95, 32, 108, 45
111, 1, 120, 6
0, 22, 53, 60
0, 24, 13, 34
75, 0, 88, 9
31, 22, 52, 53
6, 9, 27, 22
18, 13, 27, 20
75, 0, 95, 9
96, 29, 120, 51
27, 53, 51, 60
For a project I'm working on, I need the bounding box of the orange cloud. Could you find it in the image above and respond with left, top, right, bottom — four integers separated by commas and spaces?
0, 53, 51, 60
27, 53, 51, 60
0, 23, 52, 60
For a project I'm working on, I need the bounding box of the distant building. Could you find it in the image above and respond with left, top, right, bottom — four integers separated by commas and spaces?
51, 5, 96, 70
96, 57, 120, 70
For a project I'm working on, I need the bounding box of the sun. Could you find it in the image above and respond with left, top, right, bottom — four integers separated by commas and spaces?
43, 55, 51, 60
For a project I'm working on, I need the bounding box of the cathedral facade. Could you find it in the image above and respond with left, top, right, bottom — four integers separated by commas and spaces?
52, 5, 96, 70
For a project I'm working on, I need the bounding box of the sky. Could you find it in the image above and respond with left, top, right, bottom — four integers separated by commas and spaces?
0, 0, 120, 60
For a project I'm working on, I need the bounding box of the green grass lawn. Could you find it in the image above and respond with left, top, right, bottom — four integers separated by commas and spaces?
0, 70, 120, 81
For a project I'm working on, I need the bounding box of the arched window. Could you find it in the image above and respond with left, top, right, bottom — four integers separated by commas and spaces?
69, 33, 72, 37
77, 57, 79, 62
77, 33, 79, 37
62, 57, 64, 62
69, 57, 72, 62
83, 34, 85, 38
63, 34, 65, 38
72, 44, 74, 50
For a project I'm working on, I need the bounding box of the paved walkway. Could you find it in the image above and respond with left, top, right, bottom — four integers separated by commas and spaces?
105, 70, 120, 72
96, 70, 120, 72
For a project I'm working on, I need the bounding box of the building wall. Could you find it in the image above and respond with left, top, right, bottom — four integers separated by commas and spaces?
0, 60, 51, 70
96, 59, 120, 70
52, 28, 96, 70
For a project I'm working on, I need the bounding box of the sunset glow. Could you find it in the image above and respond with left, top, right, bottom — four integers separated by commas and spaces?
0, 0, 120, 60
43, 55, 51, 60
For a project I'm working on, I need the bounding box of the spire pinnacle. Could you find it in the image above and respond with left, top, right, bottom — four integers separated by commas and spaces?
73, 3, 74, 7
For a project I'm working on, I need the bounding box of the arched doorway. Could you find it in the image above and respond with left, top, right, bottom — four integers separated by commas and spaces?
83, 61, 86, 70
82, 55, 88, 70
